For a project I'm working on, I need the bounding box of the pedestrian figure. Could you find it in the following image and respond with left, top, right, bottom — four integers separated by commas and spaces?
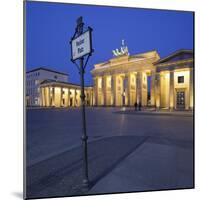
138, 102, 142, 111
134, 102, 137, 111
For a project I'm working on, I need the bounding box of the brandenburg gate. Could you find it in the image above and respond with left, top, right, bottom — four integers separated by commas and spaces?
91, 41, 160, 107
39, 41, 193, 110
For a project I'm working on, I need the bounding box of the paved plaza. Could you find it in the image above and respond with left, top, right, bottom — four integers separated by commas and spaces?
26, 107, 194, 198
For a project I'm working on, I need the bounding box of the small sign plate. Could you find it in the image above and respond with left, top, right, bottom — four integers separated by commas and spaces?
71, 30, 91, 61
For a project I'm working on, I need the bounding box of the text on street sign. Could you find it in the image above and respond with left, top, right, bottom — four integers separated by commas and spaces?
72, 30, 91, 60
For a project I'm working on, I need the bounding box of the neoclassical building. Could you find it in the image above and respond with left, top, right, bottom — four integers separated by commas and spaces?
154, 49, 193, 110
91, 48, 193, 110
38, 44, 193, 110
92, 50, 159, 107
39, 80, 93, 107
26, 67, 69, 106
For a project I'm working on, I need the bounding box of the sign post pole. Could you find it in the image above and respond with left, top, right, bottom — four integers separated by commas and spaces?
79, 56, 89, 189
70, 16, 93, 191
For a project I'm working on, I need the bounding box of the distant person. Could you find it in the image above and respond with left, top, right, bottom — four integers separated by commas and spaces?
134, 102, 137, 111
138, 102, 142, 111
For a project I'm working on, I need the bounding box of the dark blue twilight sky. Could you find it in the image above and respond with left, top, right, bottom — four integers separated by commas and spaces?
26, 1, 194, 86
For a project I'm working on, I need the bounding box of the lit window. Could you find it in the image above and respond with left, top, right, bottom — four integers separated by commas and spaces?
178, 76, 184, 83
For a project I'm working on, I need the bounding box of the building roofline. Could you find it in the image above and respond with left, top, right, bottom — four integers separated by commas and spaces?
26, 67, 69, 76
154, 49, 194, 65
129, 49, 159, 58
93, 49, 159, 70
40, 79, 93, 88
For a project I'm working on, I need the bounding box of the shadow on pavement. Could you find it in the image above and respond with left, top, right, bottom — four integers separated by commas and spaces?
26, 135, 147, 199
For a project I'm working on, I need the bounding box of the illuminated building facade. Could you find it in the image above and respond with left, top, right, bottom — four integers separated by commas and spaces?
92, 51, 159, 107
92, 48, 193, 110
36, 45, 193, 110
39, 80, 93, 107
26, 67, 69, 106
154, 49, 193, 110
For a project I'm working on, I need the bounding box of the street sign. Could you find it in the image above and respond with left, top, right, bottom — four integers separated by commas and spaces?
70, 17, 94, 190
71, 29, 92, 61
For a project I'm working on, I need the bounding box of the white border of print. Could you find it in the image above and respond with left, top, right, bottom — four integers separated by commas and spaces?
0, 0, 199, 200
